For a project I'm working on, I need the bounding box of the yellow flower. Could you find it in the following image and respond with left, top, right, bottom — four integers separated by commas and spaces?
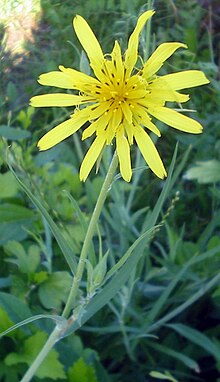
30, 11, 209, 182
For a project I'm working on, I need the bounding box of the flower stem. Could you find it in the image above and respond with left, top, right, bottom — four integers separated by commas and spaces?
20, 325, 62, 382
20, 151, 118, 382
62, 150, 118, 318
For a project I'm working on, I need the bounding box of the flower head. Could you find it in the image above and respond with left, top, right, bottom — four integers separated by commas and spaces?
30, 11, 209, 182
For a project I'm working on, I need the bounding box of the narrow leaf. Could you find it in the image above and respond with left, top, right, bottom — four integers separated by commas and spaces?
167, 323, 220, 361
8, 162, 77, 274
147, 341, 199, 371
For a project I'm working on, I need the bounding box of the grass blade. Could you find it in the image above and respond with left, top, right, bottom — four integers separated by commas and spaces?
167, 323, 220, 361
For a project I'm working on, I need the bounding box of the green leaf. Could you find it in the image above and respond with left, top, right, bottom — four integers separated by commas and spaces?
0, 172, 19, 198
0, 222, 31, 245
80, 50, 91, 75
68, 358, 98, 382
167, 323, 220, 361
145, 245, 220, 333
0, 292, 32, 331
0, 314, 64, 338
5, 331, 66, 380
6, 82, 17, 102
149, 371, 179, 382
16, 107, 34, 130
4, 241, 40, 274
38, 271, 73, 309
0, 308, 14, 336
0, 203, 35, 223
147, 341, 199, 372
0, 362, 20, 382
0, 126, 31, 140
0, 204, 35, 245
184, 160, 220, 184
66, 227, 159, 335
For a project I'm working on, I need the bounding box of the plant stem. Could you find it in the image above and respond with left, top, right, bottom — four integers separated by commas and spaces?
20, 325, 62, 382
62, 150, 118, 318
20, 151, 118, 382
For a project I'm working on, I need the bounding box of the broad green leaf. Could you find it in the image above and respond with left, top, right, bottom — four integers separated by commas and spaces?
68, 357, 98, 382
0, 172, 19, 198
167, 323, 220, 361
0, 204, 35, 222
38, 271, 73, 309
0, 308, 14, 335
4, 241, 40, 274
0, 362, 20, 382
0, 126, 31, 140
0, 222, 31, 245
0, 292, 32, 328
5, 331, 66, 380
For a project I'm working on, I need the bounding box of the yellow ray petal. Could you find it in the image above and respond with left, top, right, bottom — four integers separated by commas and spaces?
120, 101, 133, 124
116, 126, 132, 182
38, 71, 75, 89
89, 101, 112, 120
80, 135, 106, 181
134, 125, 167, 179
106, 107, 122, 144
73, 15, 104, 74
158, 70, 210, 90
38, 66, 100, 91
124, 10, 155, 77
111, 41, 124, 81
133, 104, 161, 136
148, 106, 203, 133
37, 108, 90, 150
148, 87, 190, 103
82, 111, 111, 140
124, 120, 134, 144
127, 89, 148, 99
143, 42, 187, 79
59, 66, 100, 89
30, 93, 91, 107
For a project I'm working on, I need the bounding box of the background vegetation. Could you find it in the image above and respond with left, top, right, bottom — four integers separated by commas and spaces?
0, 0, 220, 381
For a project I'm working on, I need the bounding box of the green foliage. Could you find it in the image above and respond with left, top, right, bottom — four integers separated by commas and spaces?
5, 331, 66, 380
185, 160, 220, 183
38, 272, 73, 309
0, 171, 19, 198
68, 357, 98, 382
150, 371, 179, 382
4, 241, 40, 274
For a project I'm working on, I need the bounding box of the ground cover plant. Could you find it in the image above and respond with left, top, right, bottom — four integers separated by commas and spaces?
0, 0, 220, 381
